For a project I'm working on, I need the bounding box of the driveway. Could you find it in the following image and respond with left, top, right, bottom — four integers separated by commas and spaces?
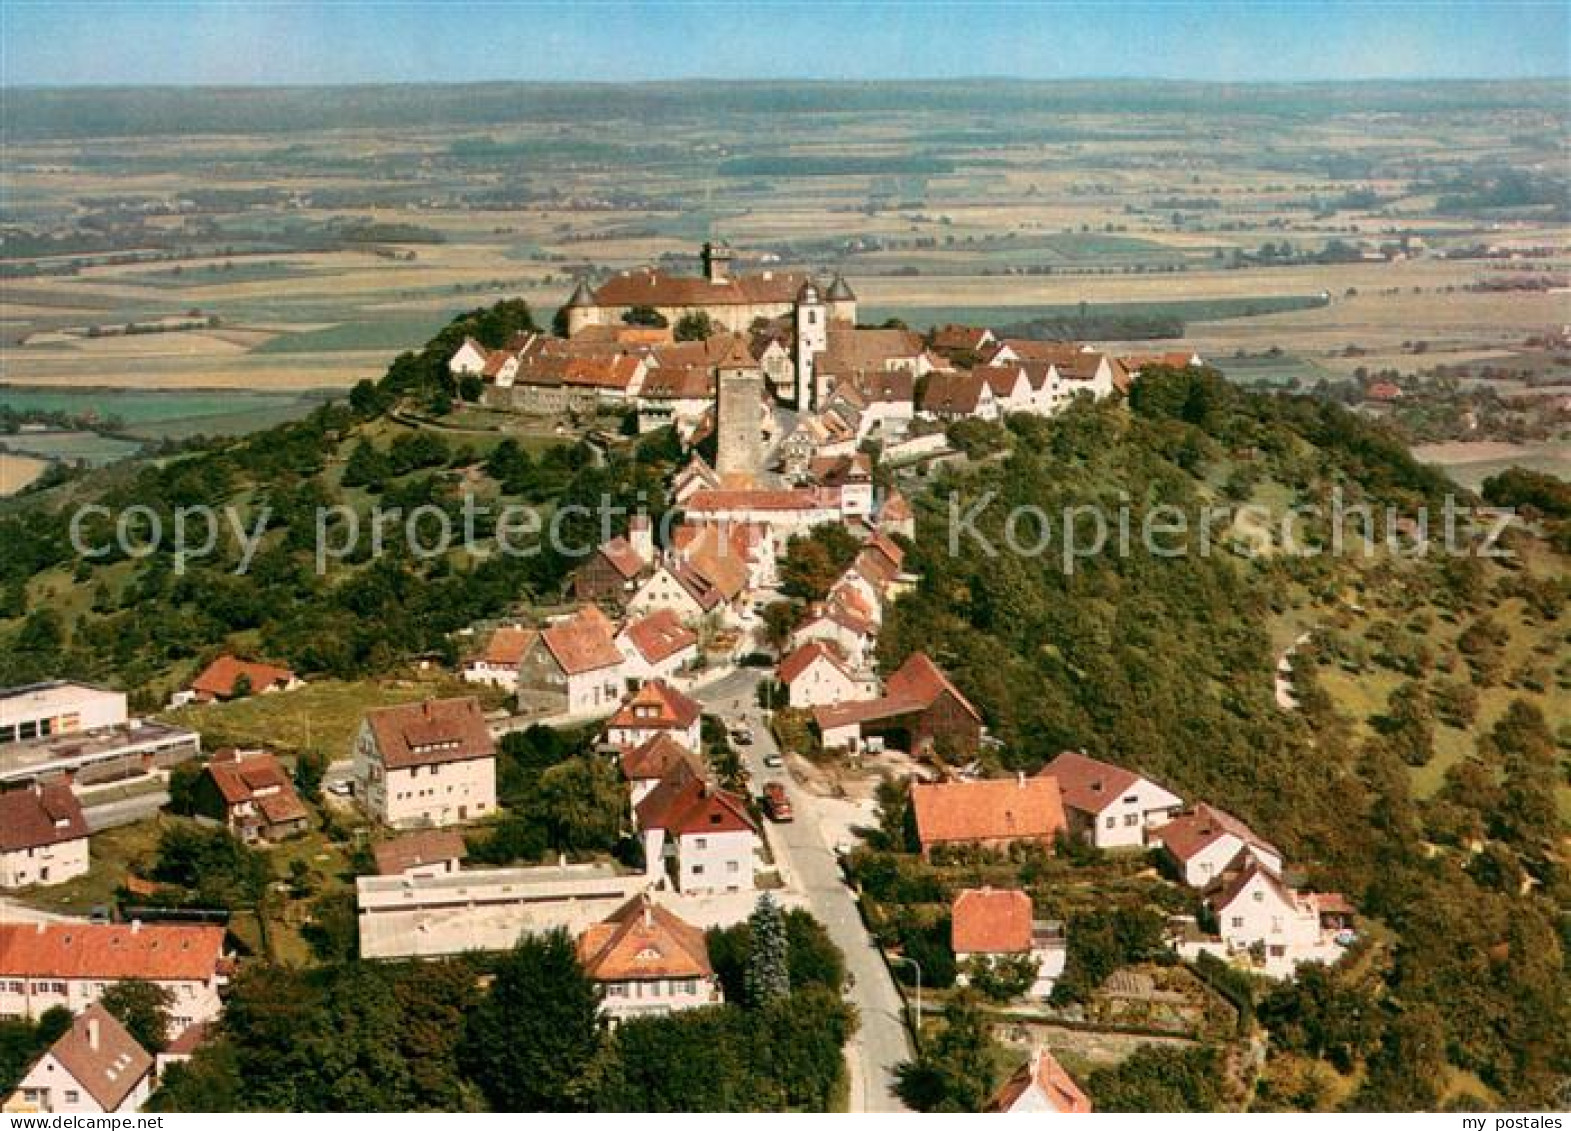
696, 668, 911, 1113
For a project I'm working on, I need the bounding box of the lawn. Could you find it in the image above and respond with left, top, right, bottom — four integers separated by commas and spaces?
162, 676, 478, 761
15, 817, 169, 916
252, 314, 456, 355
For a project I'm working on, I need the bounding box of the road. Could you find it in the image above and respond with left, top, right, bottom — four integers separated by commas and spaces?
696, 668, 911, 1113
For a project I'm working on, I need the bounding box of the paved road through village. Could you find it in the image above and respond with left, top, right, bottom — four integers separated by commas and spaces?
696, 667, 911, 1113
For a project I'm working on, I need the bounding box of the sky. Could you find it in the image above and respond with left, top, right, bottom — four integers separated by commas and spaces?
2, 1, 1567, 86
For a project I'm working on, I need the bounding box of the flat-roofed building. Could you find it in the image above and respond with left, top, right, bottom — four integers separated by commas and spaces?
0, 683, 127, 748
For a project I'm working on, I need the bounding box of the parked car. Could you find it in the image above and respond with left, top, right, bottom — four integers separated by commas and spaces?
762, 781, 794, 822
762, 752, 783, 768
731, 725, 754, 745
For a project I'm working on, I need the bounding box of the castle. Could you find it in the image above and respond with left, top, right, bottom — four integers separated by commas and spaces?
564, 241, 857, 409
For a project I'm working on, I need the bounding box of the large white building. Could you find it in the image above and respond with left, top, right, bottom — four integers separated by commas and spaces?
0, 682, 126, 747
354, 698, 497, 829
0, 681, 200, 790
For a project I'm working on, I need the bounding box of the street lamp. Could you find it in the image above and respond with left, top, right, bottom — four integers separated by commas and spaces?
890, 954, 922, 1036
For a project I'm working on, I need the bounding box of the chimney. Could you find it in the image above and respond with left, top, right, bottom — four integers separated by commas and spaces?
643, 898, 654, 929
87, 1015, 100, 1051
131, 919, 142, 934
1017, 771, 1025, 788
629, 514, 654, 562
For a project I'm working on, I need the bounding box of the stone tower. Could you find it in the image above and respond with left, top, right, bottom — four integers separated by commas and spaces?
794, 279, 827, 410
714, 338, 764, 481
701, 240, 733, 283
564, 278, 596, 337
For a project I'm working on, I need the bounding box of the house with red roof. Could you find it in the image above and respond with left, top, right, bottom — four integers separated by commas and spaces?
353, 697, 496, 829
0, 922, 227, 1033
572, 517, 655, 610
618, 734, 704, 807
5, 1004, 153, 1114
951, 887, 1067, 999
778, 641, 872, 709
627, 549, 749, 630
633, 758, 758, 894
792, 601, 877, 669
460, 625, 537, 690
1038, 751, 1184, 850
813, 652, 983, 758
576, 894, 721, 1021
371, 829, 468, 879
1206, 857, 1350, 979
192, 749, 308, 844
987, 1047, 1093, 1113
604, 680, 702, 752
516, 606, 628, 717
908, 775, 1067, 859
616, 609, 700, 683
184, 655, 300, 704
0, 783, 89, 889
1152, 803, 1283, 889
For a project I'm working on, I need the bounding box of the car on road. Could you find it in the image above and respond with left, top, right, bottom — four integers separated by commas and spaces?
731, 725, 754, 745
762, 781, 794, 822
762, 752, 783, 768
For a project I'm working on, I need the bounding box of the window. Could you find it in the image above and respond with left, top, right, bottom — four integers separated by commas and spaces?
692, 864, 705, 875
1230, 917, 1244, 930
1253, 891, 1264, 902
694, 837, 707, 850
606, 984, 627, 998
1104, 816, 1116, 828
1123, 814, 1140, 827
727, 861, 740, 873
65, 1090, 80, 1104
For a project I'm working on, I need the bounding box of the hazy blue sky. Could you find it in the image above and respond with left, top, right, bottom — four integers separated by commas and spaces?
4, 2, 1566, 86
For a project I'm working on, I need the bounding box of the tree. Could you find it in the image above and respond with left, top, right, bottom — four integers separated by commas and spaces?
151, 824, 268, 910
463, 929, 603, 1111
779, 523, 861, 603
100, 980, 176, 1053
673, 311, 715, 341
622, 305, 668, 329
1088, 1045, 1227, 1111
293, 748, 327, 804
744, 893, 791, 1008
964, 953, 1038, 1002
895, 992, 997, 1111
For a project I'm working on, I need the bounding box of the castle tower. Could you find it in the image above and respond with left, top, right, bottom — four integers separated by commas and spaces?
714, 337, 765, 481
701, 240, 733, 283
826, 274, 858, 326
794, 279, 827, 410
564, 278, 596, 337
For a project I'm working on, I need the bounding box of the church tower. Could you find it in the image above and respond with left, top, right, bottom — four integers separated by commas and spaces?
701, 240, 733, 283
794, 279, 827, 410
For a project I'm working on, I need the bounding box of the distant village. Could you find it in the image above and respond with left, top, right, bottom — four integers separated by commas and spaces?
1, 243, 1362, 1116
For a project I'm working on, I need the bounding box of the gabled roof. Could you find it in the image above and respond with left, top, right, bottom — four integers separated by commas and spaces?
683, 486, 838, 514
975, 364, 1028, 398
596, 536, 650, 581
619, 609, 698, 665
204, 751, 307, 825
0, 922, 225, 982
951, 887, 1034, 954
910, 776, 1066, 849
1153, 802, 1280, 863
988, 1048, 1093, 1113
577, 894, 713, 983
1208, 855, 1299, 912
44, 1004, 153, 1112
808, 452, 873, 487
190, 655, 296, 699
681, 542, 749, 602
823, 325, 926, 369
929, 324, 994, 353
473, 625, 537, 667
619, 734, 703, 783
0, 783, 88, 853
885, 652, 980, 720
636, 773, 756, 838
363, 697, 495, 770
918, 370, 988, 415
372, 829, 468, 876
540, 606, 625, 675
592, 267, 810, 309
608, 680, 702, 734
778, 640, 854, 686
1038, 751, 1179, 817
638, 364, 714, 400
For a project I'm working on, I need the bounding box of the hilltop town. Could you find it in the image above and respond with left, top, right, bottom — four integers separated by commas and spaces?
1, 240, 1567, 1115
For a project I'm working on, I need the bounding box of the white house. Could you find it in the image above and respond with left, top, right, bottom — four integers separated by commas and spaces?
515, 606, 628, 717
1153, 803, 1284, 888
950, 887, 1067, 1000
618, 734, 703, 808
1038, 751, 1183, 850
354, 697, 497, 829
576, 894, 722, 1022
616, 609, 699, 684
634, 762, 757, 894
1209, 860, 1335, 979
0, 784, 89, 889
448, 336, 491, 376
5, 1005, 152, 1114
791, 604, 876, 669
0, 922, 226, 1035
987, 1048, 1093, 1113
777, 641, 871, 709
460, 625, 535, 691
604, 680, 703, 752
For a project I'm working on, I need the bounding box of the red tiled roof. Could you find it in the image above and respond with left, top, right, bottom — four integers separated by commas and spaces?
885, 652, 980, 721
779, 641, 853, 686
636, 774, 756, 838
476, 625, 536, 667
0, 922, 225, 982
592, 268, 809, 309
619, 734, 702, 783
46, 1004, 154, 1111
930, 324, 993, 352
372, 830, 468, 876
363, 697, 495, 771
976, 364, 1027, 397
1038, 751, 1143, 817
608, 679, 702, 733
577, 893, 713, 982
1208, 855, 1297, 910
190, 655, 295, 699
951, 887, 1034, 954
989, 1048, 1093, 1113
0, 783, 88, 853
597, 536, 650, 581
540, 606, 624, 675
638, 364, 714, 400
683, 486, 837, 513
918, 370, 988, 415
1153, 802, 1279, 863
620, 609, 698, 665
910, 776, 1066, 849
204, 752, 307, 825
